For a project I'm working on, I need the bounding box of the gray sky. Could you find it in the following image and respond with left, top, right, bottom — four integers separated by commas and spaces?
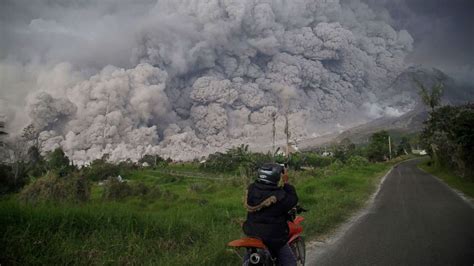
363, 0, 474, 83
2, 0, 473, 76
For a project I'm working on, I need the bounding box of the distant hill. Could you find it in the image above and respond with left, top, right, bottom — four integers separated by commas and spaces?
333, 107, 427, 144
299, 66, 474, 150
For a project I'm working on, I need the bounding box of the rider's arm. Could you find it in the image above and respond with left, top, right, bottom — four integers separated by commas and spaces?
278, 183, 298, 214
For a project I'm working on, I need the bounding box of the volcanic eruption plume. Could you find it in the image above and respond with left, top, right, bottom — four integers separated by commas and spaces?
1, 0, 416, 164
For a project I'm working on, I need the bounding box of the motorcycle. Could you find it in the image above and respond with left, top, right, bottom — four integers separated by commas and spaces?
228, 205, 307, 265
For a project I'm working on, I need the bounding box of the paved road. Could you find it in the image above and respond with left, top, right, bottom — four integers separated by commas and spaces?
311, 159, 474, 266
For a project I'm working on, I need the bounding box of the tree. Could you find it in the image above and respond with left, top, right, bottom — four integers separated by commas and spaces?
396, 136, 412, 156
139, 154, 165, 168
48, 148, 72, 176
334, 138, 356, 162
367, 131, 392, 162
5, 136, 30, 190
415, 79, 443, 112
420, 104, 474, 179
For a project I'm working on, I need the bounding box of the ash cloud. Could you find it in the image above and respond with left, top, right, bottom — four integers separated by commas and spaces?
362, 0, 474, 85
1, 0, 422, 164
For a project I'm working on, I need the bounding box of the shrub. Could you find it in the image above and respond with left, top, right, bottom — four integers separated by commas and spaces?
47, 148, 74, 176
328, 160, 344, 171
201, 145, 279, 182
101, 178, 133, 200
346, 155, 369, 168
366, 131, 392, 162
132, 182, 150, 196
303, 153, 333, 168
82, 159, 122, 181
288, 153, 303, 170
19, 172, 90, 204
146, 185, 162, 199
0, 164, 15, 195
333, 138, 356, 162
102, 179, 167, 200
139, 154, 166, 168
201, 144, 254, 173
162, 189, 179, 201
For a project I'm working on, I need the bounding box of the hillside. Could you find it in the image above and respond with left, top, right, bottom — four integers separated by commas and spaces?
300, 66, 474, 149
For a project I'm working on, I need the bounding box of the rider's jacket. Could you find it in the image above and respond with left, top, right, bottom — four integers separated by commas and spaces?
243, 181, 298, 252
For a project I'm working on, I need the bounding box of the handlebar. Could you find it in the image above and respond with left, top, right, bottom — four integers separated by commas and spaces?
288, 205, 308, 221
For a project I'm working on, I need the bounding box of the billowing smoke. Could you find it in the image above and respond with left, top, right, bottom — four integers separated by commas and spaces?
1, 0, 416, 164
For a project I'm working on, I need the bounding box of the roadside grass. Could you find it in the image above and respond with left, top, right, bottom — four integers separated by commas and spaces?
418, 159, 474, 198
0, 160, 401, 265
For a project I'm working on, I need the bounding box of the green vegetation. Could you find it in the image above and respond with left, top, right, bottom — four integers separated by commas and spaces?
0, 152, 403, 265
414, 79, 473, 198
415, 78, 443, 112
366, 130, 394, 162
0, 122, 420, 265
419, 104, 474, 180
419, 160, 474, 198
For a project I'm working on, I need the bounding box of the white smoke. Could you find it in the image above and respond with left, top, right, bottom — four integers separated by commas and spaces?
0, 0, 416, 164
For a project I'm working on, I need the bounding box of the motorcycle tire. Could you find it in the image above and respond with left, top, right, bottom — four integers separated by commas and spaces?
290, 236, 306, 266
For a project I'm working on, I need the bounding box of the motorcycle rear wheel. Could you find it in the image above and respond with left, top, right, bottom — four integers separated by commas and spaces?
291, 236, 306, 266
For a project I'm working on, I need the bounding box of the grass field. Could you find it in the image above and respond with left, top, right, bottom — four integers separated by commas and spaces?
0, 160, 398, 265
418, 159, 474, 198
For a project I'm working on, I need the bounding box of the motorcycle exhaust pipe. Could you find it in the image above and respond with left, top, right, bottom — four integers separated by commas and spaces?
249, 253, 261, 264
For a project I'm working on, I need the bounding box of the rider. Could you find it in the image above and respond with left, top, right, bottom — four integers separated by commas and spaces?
243, 163, 298, 266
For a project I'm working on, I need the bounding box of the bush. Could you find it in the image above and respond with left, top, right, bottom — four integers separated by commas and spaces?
0, 164, 16, 195
328, 160, 344, 171
101, 178, 133, 200
201, 145, 275, 177
333, 138, 356, 162
288, 153, 303, 170
139, 154, 166, 168
366, 131, 393, 162
346, 155, 369, 168
82, 159, 122, 181
47, 148, 74, 176
146, 185, 162, 199
303, 152, 333, 168
102, 179, 166, 201
19, 172, 90, 204
132, 182, 150, 196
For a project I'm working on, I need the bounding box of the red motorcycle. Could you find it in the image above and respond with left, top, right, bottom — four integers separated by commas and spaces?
228, 206, 307, 265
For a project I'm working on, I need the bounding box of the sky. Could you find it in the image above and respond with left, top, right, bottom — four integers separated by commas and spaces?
0, 0, 473, 163
363, 0, 474, 84
1, 0, 473, 74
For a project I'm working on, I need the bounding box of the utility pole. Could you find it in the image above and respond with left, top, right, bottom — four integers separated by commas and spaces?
388, 135, 392, 160
272, 112, 277, 156
284, 111, 290, 158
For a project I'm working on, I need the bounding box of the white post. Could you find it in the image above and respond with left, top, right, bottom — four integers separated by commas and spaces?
388, 135, 392, 160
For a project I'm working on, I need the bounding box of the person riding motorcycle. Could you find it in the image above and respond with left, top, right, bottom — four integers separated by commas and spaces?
243, 163, 299, 266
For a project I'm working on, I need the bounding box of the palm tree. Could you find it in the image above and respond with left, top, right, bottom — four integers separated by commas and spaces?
415, 79, 443, 112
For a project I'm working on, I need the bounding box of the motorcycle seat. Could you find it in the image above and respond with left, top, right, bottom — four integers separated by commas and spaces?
227, 237, 267, 249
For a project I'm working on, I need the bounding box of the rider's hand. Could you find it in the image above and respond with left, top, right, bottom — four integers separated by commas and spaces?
282, 169, 289, 183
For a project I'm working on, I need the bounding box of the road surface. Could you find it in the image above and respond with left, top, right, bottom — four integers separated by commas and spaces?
309, 159, 474, 266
